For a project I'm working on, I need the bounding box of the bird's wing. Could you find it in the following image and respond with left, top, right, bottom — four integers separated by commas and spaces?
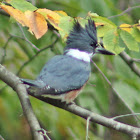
36, 55, 91, 95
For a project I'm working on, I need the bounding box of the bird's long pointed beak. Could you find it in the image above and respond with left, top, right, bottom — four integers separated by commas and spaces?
95, 47, 115, 55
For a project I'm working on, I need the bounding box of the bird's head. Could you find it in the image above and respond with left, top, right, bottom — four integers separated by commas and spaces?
64, 19, 114, 62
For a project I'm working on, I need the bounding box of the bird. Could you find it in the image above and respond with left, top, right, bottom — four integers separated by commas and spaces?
21, 19, 114, 103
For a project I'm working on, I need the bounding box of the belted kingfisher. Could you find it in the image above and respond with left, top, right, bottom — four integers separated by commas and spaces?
21, 19, 114, 103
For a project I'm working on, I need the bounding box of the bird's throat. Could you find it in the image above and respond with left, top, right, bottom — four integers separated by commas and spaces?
65, 49, 93, 62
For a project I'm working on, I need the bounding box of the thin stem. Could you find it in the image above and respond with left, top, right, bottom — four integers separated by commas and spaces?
0, 36, 12, 64
91, 60, 140, 125
30, 95, 140, 138
112, 113, 140, 120
16, 38, 58, 76
86, 116, 91, 140
1, 64, 140, 138
0, 64, 45, 140
17, 23, 40, 51
132, 58, 140, 63
108, 5, 140, 19
119, 52, 140, 77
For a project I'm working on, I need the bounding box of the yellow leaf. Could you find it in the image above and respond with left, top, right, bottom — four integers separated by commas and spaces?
119, 24, 131, 32
58, 16, 74, 41
55, 11, 68, 16
135, 23, 140, 30
1, 5, 48, 39
0, 5, 29, 27
37, 9, 60, 23
37, 8, 62, 30
25, 11, 48, 39
87, 11, 99, 17
5, 0, 11, 2
95, 22, 104, 27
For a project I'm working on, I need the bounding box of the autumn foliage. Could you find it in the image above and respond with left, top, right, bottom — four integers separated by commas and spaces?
1, 1, 140, 54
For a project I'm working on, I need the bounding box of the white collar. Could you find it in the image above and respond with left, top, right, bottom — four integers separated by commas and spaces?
66, 49, 93, 62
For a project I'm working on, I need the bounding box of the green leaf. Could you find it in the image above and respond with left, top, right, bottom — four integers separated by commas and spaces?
9, 0, 37, 12
93, 16, 116, 27
131, 27, 140, 42
58, 16, 74, 41
120, 29, 139, 52
103, 28, 124, 54
97, 24, 113, 37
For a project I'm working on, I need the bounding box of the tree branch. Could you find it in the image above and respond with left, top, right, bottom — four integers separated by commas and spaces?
119, 51, 140, 78
108, 5, 140, 19
16, 38, 58, 76
1, 64, 140, 139
112, 113, 140, 120
0, 36, 12, 64
29, 94, 140, 139
91, 60, 140, 125
0, 64, 45, 140
17, 23, 40, 51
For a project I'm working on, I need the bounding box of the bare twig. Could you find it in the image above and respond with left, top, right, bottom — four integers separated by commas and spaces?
38, 129, 51, 140
86, 116, 91, 140
0, 135, 5, 140
67, 127, 77, 139
17, 23, 40, 51
0, 64, 45, 140
29, 95, 140, 139
10, 34, 27, 40
108, 5, 140, 19
16, 38, 58, 76
1, 64, 140, 138
0, 36, 12, 64
132, 58, 140, 63
112, 113, 140, 120
119, 51, 140, 77
91, 60, 140, 125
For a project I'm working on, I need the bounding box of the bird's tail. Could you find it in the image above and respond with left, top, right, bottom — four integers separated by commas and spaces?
21, 78, 38, 87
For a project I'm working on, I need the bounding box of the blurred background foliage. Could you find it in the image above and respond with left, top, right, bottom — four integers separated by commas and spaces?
0, 0, 140, 140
